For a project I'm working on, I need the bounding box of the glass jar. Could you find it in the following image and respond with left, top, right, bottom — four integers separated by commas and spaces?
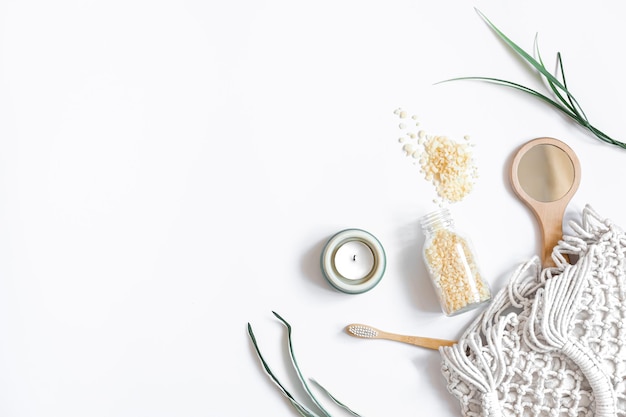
419, 208, 491, 316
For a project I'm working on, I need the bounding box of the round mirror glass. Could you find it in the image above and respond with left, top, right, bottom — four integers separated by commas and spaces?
517, 144, 575, 202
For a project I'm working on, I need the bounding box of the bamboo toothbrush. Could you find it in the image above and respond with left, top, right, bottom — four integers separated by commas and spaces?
345, 324, 456, 350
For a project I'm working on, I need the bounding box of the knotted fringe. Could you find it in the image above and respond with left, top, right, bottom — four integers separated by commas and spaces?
536, 205, 620, 417
550, 204, 613, 268
525, 247, 617, 417
440, 258, 544, 417
524, 253, 591, 352
440, 204, 621, 417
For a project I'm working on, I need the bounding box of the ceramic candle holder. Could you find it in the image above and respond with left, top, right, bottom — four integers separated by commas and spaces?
320, 229, 386, 294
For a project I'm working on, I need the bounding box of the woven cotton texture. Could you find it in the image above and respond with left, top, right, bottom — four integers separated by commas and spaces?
440, 205, 626, 417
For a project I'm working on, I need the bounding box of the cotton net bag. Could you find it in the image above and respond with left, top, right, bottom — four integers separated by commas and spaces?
440, 205, 626, 417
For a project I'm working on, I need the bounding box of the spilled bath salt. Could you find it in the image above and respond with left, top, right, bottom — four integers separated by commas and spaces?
394, 108, 478, 205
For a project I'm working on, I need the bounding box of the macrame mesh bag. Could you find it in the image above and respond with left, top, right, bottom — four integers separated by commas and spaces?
440, 205, 626, 417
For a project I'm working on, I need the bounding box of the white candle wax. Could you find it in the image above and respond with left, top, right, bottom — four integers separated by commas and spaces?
333, 240, 375, 280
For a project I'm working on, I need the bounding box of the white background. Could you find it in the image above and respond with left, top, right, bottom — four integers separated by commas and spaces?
1, 1, 626, 416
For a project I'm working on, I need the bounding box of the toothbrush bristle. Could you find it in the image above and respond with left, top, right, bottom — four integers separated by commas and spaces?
348, 325, 378, 338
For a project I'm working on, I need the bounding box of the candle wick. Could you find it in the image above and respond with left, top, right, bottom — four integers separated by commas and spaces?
352, 255, 357, 261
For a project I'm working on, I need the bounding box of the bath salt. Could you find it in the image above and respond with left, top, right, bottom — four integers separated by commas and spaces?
393, 108, 478, 205
420, 207, 491, 316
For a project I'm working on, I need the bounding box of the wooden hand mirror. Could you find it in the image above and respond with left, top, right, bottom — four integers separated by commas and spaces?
510, 137, 581, 268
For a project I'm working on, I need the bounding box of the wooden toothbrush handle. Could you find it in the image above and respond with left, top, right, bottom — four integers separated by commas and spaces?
384, 332, 456, 350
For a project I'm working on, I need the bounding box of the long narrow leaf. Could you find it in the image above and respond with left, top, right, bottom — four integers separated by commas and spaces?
438, 76, 579, 121
440, 9, 626, 150
534, 40, 579, 116
310, 379, 363, 417
554, 52, 588, 121
476, 8, 589, 125
474, 9, 566, 92
272, 311, 333, 417
249, 313, 362, 417
247, 323, 321, 417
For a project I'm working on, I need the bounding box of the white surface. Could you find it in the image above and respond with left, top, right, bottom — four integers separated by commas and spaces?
1, 1, 625, 416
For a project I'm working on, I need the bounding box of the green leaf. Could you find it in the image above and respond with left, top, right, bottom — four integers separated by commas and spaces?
248, 313, 362, 417
473, 9, 567, 92
310, 379, 363, 417
247, 322, 321, 417
439, 9, 626, 150
272, 311, 333, 417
